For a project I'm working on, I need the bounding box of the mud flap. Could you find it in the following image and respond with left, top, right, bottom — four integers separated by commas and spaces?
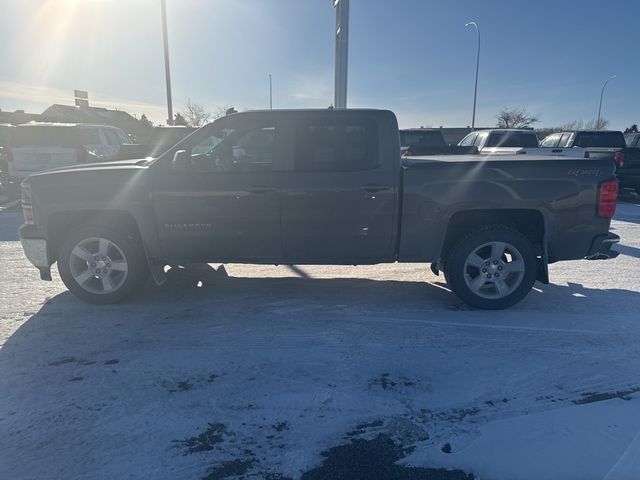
537, 232, 549, 284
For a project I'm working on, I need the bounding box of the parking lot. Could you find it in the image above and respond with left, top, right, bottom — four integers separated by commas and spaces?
1, 200, 640, 480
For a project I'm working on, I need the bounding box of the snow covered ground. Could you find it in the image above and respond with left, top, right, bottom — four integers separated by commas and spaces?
1, 202, 639, 480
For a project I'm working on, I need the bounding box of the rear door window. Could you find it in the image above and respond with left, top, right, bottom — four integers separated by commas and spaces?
485, 132, 538, 148
294, 117, 378, 172
103, 129, 123, 146
77, 128, 101, 146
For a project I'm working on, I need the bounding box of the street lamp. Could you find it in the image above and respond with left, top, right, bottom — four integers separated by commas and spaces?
269, 74, 273, 110
597, 75, 616, 130
465, 21, 480, 129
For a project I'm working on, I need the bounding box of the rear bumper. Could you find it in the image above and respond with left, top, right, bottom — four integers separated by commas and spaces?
586, 233, 620, 260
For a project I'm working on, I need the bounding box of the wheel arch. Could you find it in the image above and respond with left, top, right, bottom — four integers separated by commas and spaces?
441, 209, 548, 283
47, 209, 144, 262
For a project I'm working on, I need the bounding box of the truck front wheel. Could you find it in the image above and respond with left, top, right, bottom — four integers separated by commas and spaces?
58, 225, 149, 304
443, 226, 537, 310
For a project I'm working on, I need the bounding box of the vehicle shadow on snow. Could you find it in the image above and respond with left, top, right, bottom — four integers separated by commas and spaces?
3, 266, 640, 479
127, 263, 640, 316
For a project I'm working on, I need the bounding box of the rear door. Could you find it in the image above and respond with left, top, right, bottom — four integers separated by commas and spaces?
281, 113, 396, 262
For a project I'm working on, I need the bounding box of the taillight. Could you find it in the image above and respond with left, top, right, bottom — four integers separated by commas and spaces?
598, 180, 619, 218
21, 183, 34, 225
614, 151, 624, 168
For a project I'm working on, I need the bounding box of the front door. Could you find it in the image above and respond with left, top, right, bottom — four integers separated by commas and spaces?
152, 117, 283, 262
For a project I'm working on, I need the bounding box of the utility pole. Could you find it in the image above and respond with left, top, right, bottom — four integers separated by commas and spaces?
160, 0, 174, 125
269, 74, 273, 110
333, 0, 349, 109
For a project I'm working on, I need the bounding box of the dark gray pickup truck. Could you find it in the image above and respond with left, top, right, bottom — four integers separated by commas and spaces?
19, 109, 620, 309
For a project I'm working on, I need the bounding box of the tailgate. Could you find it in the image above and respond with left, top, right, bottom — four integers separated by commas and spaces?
9, 146, 79, 176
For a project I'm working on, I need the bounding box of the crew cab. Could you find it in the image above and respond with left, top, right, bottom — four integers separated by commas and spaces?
457, 128, 585, 157
19, 109, 620, 309
400, 128, 477, 156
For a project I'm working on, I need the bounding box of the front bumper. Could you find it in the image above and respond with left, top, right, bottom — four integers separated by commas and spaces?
586, 233, 620, 260
20, 236, 52, 280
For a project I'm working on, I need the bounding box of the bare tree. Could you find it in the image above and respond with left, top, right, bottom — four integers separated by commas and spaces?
584, 118, 609, 130
182, 98, 211, 127
495, 107, 540, 129
211, 105, 236, 120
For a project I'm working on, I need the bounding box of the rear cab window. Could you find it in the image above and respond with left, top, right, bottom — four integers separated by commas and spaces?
573, 131, 626, 148
485, 132, 538, 148
12, 126, 82, 147
400, 130, 445, 148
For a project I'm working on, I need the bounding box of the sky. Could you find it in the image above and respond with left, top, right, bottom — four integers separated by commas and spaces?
0, 0, 639, 129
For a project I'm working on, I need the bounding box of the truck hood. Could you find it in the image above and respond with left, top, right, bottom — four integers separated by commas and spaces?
25, 158, 150, 179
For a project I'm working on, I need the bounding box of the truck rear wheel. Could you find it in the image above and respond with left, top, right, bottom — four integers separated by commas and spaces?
443, 226, 537, 310
57, 225, 149, 304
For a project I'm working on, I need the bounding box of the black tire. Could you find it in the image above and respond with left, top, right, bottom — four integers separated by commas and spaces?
443, 226, 537, 310
57, 225, 149, 304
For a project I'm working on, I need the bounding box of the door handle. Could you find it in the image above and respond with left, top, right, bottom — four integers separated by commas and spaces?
246, 185, 277, 194
551, 148, 563, 153
360, 184, 391, 194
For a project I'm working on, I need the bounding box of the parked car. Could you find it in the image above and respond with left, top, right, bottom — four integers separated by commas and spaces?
457, 128, 584, 157
0, 123, 14, 194
540, 129, 640, 191
620, 133, 640, 194
540, 130, 626, 166
400, 128, 477, 156
19, 109, 619, 309
6, 123, 130, 196
118, 126, 196, 160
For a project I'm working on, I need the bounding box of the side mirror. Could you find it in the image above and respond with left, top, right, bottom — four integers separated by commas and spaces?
171, 150, 190, 170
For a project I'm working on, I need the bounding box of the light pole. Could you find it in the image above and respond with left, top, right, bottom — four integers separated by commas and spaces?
269, 74, 273, 110
160, 0, 173, 125
465, 21, 480, 129
597, 75, 616, 130
333, 0, 349, 109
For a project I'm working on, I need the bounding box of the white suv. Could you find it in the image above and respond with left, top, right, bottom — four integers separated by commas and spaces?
7, 123, 130, 190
